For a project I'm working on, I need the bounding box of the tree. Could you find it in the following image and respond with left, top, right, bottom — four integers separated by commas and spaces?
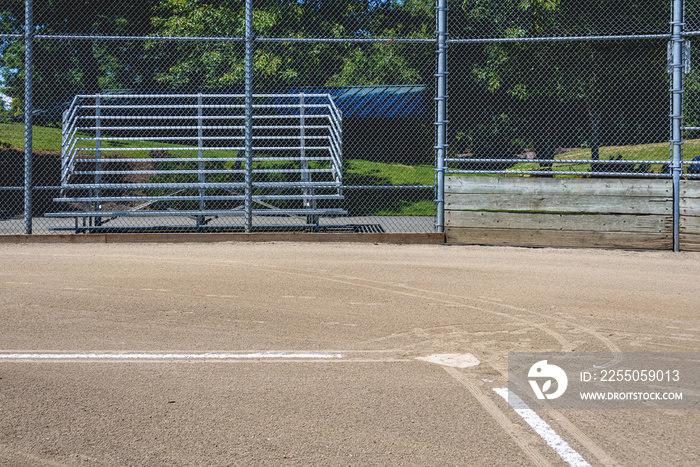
1, 0, 159, 115
2, 0, 435, 121
450, 0, 670, 168
147, 0, 433, 90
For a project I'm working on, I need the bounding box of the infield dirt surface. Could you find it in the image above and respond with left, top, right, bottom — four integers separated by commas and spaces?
0, 242, 699, 466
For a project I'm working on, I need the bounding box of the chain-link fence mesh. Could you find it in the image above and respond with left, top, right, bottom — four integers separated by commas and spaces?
451, 0, 670, 40
446, 38, 671, 178
686, 0, 700, 33
684, 0, 700, 178
0, 0, 697, 236
683, 42, 700, 178
1, 37, 23, 233
250, 40, 435, 232
2, 1, 436, 234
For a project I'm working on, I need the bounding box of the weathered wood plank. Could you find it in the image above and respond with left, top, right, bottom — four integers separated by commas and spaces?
680, 209, 700, 219
680, 233, 700, 244
680, 234, 700, 252
446, 176, 672, 197
680, 215, 700, 234
446, 211, 671, 233
680, 196, 700, 214
680, 180, 700, 198
445, 193, 671, 215
680, 181, 700, 231
446, 227, 672, 250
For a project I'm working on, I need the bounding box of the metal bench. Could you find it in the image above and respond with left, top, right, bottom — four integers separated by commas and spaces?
48, 93, 345, 233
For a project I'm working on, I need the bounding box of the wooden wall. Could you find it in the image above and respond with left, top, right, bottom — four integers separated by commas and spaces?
445, 176, 673, 250
681, 180, 700, 252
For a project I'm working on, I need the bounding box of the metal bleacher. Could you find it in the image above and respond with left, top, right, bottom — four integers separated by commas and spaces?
48, 93, 345, 233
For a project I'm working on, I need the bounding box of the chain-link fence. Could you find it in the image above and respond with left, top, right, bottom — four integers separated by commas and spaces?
446, 0, 672, 179
684, 1, 700, 179
0, 0, 697, 244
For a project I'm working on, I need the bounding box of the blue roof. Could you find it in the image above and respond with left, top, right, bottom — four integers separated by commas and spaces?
19, 85, 426, 122
272, 85, 426, 118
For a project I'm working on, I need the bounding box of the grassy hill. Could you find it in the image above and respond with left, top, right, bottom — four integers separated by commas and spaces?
0, 123, 436, 216
7, 122, 691, 216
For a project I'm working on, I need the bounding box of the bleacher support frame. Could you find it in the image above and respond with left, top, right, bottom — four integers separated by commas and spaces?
48, 93, 345, 233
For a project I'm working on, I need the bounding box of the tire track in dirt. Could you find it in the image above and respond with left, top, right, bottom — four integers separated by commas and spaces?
304, 270, 621, 353
4, 249, 624, 465
443, 367, 556, 467
235, 262, 621, 466
0, 442, 72, 467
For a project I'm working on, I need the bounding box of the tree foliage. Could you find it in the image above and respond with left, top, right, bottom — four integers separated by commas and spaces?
449, 0, 670, 161
0, 0, 674, 160
1, 0, 434, 110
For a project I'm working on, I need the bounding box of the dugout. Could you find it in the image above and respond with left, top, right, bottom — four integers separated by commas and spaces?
278, 85, 432, 165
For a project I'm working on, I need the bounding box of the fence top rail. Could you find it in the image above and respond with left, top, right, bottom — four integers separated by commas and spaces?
33, 34, 244, 42
444, 158, 672, 164
76, 104, 332, 110
75, 93, 336, 100
448, 33, 671, 44
25, 34, 432, 43
445, 170, 673, 178
19, 33, 675, 44
254, 37, 434, 43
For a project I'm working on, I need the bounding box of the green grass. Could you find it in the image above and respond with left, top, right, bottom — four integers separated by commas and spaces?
8, 122, 696, 215
1, 123, 435, 215
563, 140, 700, 162
344, 159, 434, 186
1, 124, 434, 184
506, 140, 700, 176
375, 199, 434, 216
0, 123, 239, 159
343, 159, 434, 216
1, 123, 66, 152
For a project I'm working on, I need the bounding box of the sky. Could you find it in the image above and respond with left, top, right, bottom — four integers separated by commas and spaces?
0, 74, 11, 109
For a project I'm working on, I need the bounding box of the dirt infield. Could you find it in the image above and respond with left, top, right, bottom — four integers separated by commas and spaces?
1, 242, 699, 466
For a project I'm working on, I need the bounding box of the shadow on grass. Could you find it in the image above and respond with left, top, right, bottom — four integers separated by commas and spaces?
0, 144, 150, 218
1, 145, 433, 219
0, 144, 62, 218
342, 170, 433, 216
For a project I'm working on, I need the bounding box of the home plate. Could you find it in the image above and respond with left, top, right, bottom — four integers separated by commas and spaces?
416, 353, 480, 368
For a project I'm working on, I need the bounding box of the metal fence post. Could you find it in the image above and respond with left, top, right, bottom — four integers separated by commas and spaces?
197, 93, 204, 230
244, 0, 254, 233
95, 95, 102, 227
24, 0, 33, 234
435, 0, 448, 234
671, 0, 684, 252
300, 94, 305, 203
